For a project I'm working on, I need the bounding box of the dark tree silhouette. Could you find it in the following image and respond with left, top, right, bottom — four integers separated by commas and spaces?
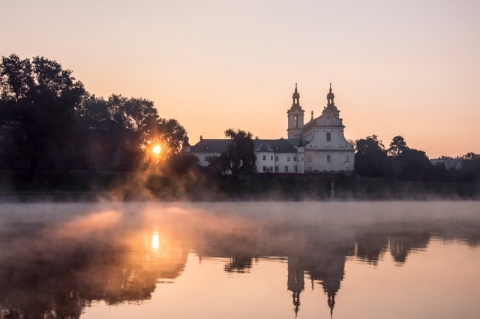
0, 54, 86, 176
154, 118, 187, 158
395, 148, 433, 181
205, 154, 229, 176
76, 94, 188, 171
387, 135, 408, 157
385, 136, 433, 181
354, 135, 387, 177
458, 152, 480, 183
222, 129, 256, 179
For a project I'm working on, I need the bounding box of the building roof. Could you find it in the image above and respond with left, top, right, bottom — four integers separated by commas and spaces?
190, 139, 232, 153
254, 139, 298, 153
190, 138, 298, 154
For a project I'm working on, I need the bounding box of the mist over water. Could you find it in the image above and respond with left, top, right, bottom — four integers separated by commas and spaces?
0, 201, 479, 318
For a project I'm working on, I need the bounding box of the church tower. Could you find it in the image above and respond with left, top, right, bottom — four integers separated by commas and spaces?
325, 82, 340, 118
287, 83, 305, 139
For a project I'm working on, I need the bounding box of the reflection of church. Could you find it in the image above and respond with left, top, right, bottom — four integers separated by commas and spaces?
1, 205, 474, 318
286, 237, 354, 317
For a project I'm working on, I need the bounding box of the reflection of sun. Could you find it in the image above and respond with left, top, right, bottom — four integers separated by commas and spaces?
152, 229, 160, 251
152, 145, 161, 155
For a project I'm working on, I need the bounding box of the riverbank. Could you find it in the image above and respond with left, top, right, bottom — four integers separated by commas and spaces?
1, 170, 479, 202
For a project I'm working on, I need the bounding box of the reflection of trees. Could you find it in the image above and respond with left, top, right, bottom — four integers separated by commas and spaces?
0, 222, 188, 319
355, 233, 389, 265
197, 227, 257, 273
389, 232, 430, 263
1, 203, 480, 318
197, 214, 480, 317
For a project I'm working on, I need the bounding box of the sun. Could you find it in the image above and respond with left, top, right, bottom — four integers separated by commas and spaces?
152, 145, 161, 155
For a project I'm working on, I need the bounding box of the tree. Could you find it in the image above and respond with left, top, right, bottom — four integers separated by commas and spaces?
222, 129, 256, 179
0, 54, 86, 176
393, 148, 434, 181
387, 135, 407, 157
205, 154, 230, 176
385, 136, 433, 181
76, 94, 188, 170
463, 152, 479, 161
154, 118, 187, 159
165, 152, 199, 176
354, 135, 387, 177
458, 152, 480, 183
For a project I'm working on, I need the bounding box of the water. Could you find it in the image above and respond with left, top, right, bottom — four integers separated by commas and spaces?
0, 201, 479, 319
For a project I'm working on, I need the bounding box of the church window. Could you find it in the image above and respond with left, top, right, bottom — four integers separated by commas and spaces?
275, 166, 279, 172
284, 166, 289, 172
275, 156, 278, 161
271, 155, 273, 160
327, 155, 331, 162
287, 156, 290, 162
293, 156, 297, 161
262, 155, 266, 160
326, 132, 331, 142
295, 115, 299, 128
346, 155, 350, 162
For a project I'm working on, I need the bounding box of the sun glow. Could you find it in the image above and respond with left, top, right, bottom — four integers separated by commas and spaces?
152, 229, 160, 251
152, 145, 161, 155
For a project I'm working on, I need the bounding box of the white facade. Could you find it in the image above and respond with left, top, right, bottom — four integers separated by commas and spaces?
188, 83, 354, 174
287, 84, 354, 173
255, 143, 305, 173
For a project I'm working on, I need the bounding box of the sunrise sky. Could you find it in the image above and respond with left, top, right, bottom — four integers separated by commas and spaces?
2, 0, 479, 158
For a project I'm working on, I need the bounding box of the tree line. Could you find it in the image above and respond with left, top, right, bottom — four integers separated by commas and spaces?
0, 54, 192, 178
355, 135, 480, 183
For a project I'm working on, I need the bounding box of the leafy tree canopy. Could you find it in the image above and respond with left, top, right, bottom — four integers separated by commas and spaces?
0, 54, 86, 175
388, 135, 408, 157
0, 54, 189, 174
222, 129, 256, 179
354, 135, 387, 178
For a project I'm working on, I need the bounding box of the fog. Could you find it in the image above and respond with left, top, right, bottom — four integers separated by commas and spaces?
0, 201, 479, 318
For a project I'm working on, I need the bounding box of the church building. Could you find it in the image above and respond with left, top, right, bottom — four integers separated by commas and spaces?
188, 84, 355, 174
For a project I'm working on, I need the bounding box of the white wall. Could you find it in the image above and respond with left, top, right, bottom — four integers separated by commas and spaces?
304, 150, 354, 172
255, 152, 304, 173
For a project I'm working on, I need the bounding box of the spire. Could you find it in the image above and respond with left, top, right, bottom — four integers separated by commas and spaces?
292, 82, 300, 106
327, 83, 335, 106
327, 291, 336, 318
293, 291, 301, 317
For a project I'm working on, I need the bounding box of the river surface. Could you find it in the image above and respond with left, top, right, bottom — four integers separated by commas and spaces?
0, 201, 479, 319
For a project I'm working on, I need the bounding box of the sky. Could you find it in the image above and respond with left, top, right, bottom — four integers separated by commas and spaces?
2, 0, 480, 158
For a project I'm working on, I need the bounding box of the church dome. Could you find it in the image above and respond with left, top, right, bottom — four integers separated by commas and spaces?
327, 83, 334, 105
292, 83, 300, 100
